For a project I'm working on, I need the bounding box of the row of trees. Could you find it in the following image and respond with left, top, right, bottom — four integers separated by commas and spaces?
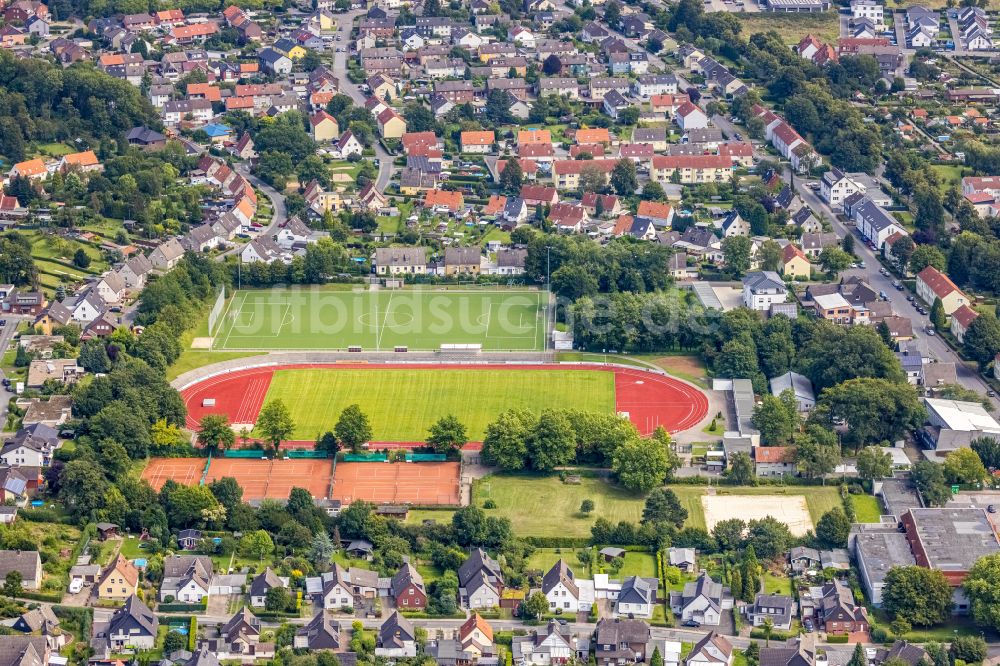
481, 409, 680, 491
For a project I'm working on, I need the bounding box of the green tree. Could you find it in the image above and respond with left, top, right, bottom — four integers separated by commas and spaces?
641, 488, 688, 528
73, 248, 91, 269
746, 519, 792, 561
909, 244, 946, 274
426, 414, 467, 454
727, 451, 755, 485
816, 378, 925, 449
610, 159, 638, 196
239, 529, 274, 561
761, 617, 774, 646
265, 586, 293, 612
499, 157, 523, 195
722, 235, 752, 275
580, 499, 595, 515
256, 399, 295, 452
950, 636, 988, 663
712, 518, 746, 552
971, 437, 1000, 470
819, 247, 852, 274
481, 409, 532, 470
964, 312, 1000, 368
335, 404, 373, 453
848, 643, 866, 666
841, 233, 855, 255
651, 647, 664, 666
163, 632, 186, 654
965, 553, 1000, 631
930, 297, 946, 331
310, 531, 335, 566
527, 410, 576, 472
856, 446, 893, 482
943, 447, 988, 484
197, 414, 235, 453
883, 566, 953, 626
912, 460, 951, 507
758, 240, 783, 273
751, 392, 798, 445
613, 435, 673, 492
816, 507, 851, 548
3, 571, 21, 598
522, 591, 549, 620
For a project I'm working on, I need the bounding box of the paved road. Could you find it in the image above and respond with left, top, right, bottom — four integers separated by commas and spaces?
331, 11, 394, 192
0, 317, 23, 430
709, 113, 998, 406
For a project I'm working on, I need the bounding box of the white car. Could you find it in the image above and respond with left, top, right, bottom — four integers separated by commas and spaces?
69, 578, 83, 594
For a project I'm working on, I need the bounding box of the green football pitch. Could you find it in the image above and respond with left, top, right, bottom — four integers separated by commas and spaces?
261, 367, 616, 440
212, 288, 548, 351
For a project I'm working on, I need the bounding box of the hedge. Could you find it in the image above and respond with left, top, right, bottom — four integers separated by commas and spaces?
400, 611, 465, 619
826, 635, 850, 643
159, 602, 207, 612
19, 591, 63, 603
524, 537, 591, 549
188, 617, 197, 651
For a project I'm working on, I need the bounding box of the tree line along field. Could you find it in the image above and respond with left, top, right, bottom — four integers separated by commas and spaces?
259, 367, 616, 441
405, 475, 844, 538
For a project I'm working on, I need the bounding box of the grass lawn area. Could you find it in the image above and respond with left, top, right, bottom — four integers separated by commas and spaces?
612, 552, 657, 579
763, 572, 793, 596
472, 474, 645, 538
168, 350, 259, 381
525, 548, 585, 574
34, 142, 75, 158
119, 536, 152, 560
931, 164, 970, 193
850, 494, 883, 523
262, 368, 615, 440
734, 11, 839, 43
24, 521, 82, 590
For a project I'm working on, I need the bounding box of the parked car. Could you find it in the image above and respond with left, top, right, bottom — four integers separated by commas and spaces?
682, 620, 701, 627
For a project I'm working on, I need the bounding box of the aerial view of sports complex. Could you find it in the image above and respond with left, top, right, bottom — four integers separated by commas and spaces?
148, 283, 715, 530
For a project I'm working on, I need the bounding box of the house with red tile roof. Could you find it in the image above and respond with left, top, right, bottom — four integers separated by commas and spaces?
423, 189, 464, 212
950, 304, 979, 344
916, 266, 970, 315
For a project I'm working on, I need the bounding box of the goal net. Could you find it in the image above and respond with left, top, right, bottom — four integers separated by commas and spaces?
207, 286, 227, 336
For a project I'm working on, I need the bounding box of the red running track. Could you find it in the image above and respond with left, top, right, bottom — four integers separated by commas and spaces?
181, 363, 709, 446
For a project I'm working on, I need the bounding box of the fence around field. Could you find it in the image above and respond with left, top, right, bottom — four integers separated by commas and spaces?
287, 450, 330, 458
207, 286, 227, 336
223, 449, 266, 458
342, 453, 388, 462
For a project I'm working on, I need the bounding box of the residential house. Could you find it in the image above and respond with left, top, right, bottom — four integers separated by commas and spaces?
754, 446, 796, 477
103, 596, 158, 652
293, 612, 341, 651
789, 547, 821, 574
769, 371, 815, 411
511, 620, 585, 666
98, 555, 139, 602
852, 198, 906, 250
542, 560, 582, 613
444, 247, 481, 276
374, 247, 427, 276
391, 562, 426, 610
818, 580, 869, 635
616, 576, 656, 618
159, 555, 212, 602
780, 244, 810, 279
669, 573, 733, 626
0, 551, 41, 590
459, 548, 504, 610
916, 266, 969, 315
458, 613, 494, 658
376, 611, 417, 658
742, 271, 787, 311
150, 238, 185, 270
747, 594, 795, 631
249, 568, 286, 608
668, 548, 697, 572
686, 632, 733, 666
951, 305, 979, 344
594, 618, 650, 666
0, 424, 59, 468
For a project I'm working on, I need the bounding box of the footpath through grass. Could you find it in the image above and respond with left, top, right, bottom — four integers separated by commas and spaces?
262, 368, 616, 441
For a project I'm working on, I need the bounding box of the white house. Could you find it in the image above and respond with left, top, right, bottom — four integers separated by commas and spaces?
542, 560, 582, 613
742, 271, 788, 311
670, 573, 734, 626
686, 632, 734, 666
615, 576, 656, 618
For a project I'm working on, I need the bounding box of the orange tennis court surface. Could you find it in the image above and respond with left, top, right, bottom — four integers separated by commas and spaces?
332, 462, 461, 506
143, 457, 334, 501
142, 458, 205, 490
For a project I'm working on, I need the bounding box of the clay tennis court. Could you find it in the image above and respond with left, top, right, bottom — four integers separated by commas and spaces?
143, 457, 334, 501
332, 461, 461, 506
142, 457, 205, 490
181, 363, 708, 440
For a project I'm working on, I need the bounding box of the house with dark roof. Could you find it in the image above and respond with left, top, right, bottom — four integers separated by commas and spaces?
376, 611, 417, 658
511, 619, 586, 665
391, 562, 426, 610
687, 632, 733, 666
12, 607, 60, 650
459, 548, 504, 610
616, 576, 657, 618
160, 555, 212, 602
249, 568, 286, 608
0, 424, 59, 468
746, 593, 795, 631
542, 560, 581, 613
0, 636, 49, 666
594, 618, 650, 666
670, 572, 733, 626
818, 580, 868, 634
293, 612, 341, 651
105, 595, 158, 652
0, 551, 41, 590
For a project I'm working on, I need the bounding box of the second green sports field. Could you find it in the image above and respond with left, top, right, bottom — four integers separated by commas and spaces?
259, 368, 616, 440
213, 288, 548, 351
